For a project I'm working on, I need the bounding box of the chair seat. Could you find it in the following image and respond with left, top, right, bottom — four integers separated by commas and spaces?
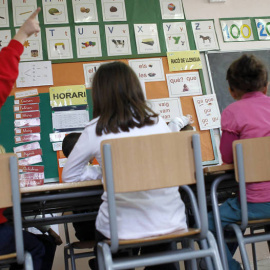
0, 252, 17, 260
105, 228, 201, 245
71, 240, 96, 249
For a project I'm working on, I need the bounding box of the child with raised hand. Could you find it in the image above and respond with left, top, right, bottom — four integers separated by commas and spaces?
207, 54, 270, 270
62, 61, 187, 270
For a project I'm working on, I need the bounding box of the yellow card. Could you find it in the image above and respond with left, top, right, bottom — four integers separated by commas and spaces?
167, 50, 202, 71
49, 85, 87, 107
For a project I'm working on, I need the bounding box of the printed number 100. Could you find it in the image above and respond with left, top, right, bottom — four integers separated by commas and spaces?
223, 24, 251, 39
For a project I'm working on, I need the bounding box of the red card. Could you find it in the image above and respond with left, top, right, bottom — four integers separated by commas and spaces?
19, 165, 44, 173
15, 111, 40, 119
14, 97, 40, 105
16, 149, 42, 159
15, 126, 41, 135
14, 104, 39, 112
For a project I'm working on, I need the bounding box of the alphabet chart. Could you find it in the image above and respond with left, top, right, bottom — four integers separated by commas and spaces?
105, 24, 131, 56
0, 0, 9, 28
72, 0, 98, 23
101, 0, 127, 22
75, 25, 102, 58
193, 94, 221, 130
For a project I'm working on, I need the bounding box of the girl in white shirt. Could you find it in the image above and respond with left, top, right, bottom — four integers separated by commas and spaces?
62, 61, 187, 270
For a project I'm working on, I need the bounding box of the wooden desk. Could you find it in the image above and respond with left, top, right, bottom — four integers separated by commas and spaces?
203, 164, 234, 175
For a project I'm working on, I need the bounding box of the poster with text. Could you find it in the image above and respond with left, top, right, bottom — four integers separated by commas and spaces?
147, 98, 183, 122
16, 28, 43, 61
0, 1, 9, 28
134, 24, 161, 54
166, 71, 202, 97
193, 94, 221, 130
191, 20, 219, 51
42, 0, 68, 25
159, 0, 184, 20
128, 58, 165, 82
163, 22, 189, 52
0, 30, 11, 51
75, 25, 102, 58
12, 0, 37, 27
101, 0, 126, 22
105, 24, 131, 56
46, 27, 73, 60
72, 0, 98, 23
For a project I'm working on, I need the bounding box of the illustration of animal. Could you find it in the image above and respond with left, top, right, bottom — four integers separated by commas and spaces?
112, 39, 125, 48
199, 35, 211, 43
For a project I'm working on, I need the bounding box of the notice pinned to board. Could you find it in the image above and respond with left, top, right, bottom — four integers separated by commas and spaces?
167, 50, 202, 71
49, 85, 87, 107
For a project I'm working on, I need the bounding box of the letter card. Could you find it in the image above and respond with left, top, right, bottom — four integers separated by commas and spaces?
42, 0, 69, 24
72, 0, 98, 23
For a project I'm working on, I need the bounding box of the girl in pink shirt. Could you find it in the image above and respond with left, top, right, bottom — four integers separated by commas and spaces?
208, 54, 270, 270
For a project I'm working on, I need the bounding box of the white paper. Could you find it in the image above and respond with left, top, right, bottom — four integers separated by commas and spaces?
129, 58, 165, 82
163, 22, 189, 52
147, 98, 183, 122
52, 110, 90, 130
105, 24, 131, 56
101, 0, 127, 22
193, 94, 221, 130
52, 142, 63, 151
17, 61, 53, 88
166, 71, 202, 97
72, 0, 98, 23
0, 30, 12, 51
58, 158, 67, 168
75, 25, 102, 58
134, 24, 161, 54
0, 1, 9, 28
15, 89, 39, 99
42, 0, 69, 24
83, 62, 108, 88
49, 132, 66, 142
191, 20, 219, 51
13, 142, 41, 153
159, 0, 184, 20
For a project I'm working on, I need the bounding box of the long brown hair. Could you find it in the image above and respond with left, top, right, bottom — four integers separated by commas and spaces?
92, 61, 159, 136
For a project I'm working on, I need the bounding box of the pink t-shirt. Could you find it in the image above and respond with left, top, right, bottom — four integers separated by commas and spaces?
220, 91, 270, 203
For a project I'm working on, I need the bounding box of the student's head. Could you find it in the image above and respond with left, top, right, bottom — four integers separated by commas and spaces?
91, 61, 158, 136
226, 54, 268, 100
62, 133, 81, 158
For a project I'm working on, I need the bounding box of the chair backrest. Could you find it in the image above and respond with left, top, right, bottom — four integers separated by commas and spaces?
233, 136, 270, 183
101, 131, 197, 193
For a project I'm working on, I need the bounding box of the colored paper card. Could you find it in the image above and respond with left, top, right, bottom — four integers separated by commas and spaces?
255, 18, 270, 40
15, 111, 40, 119
193, 94, 221, 130
58, 158, 67, 168
15, 89, 39, 99
14, 104, 40, 112
101, 0, 127, 22
18, 155, 42, 165
83, 62, 108, 88
50, 85, 87, 107
16, 61, 53, 88
19, 177, 44, 187
72, 0, 98, 23
52, 110, 89, 130
134, 24, 161, 54
14, 96, 40, 104
15, 126, 41, 135
49, 132, 66, 142
13, 142, 40, 153
12, 0, 37, 27
15, 133, 41, 144
75, 25, 102, 58
14, 119, 40, 128
128, 58, 165, 82
167, 50, 202, 71
163, 22, 190, 52
19, 172, 44, 180
15, 28, 43, 61
191, 20, 219, 51
42, 0, 69, 24
166, 71, 202, 97
46, 27, 73, 60
147, 98, 183, 122
16, 149, 42, 159
159, 0, 184, 20
220, 19, 254, 42
52, 142, 62, 151
105, 24, 131, 56
0, 1, 9, 28
0, 30, 11, 51
19, 165, 44, 173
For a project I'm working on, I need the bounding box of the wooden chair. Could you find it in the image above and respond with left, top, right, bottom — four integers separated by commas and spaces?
0, 154, 33, 269
97, 132, 223, 270
211, 136, 270, 270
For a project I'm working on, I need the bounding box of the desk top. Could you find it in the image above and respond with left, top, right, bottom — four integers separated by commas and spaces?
20, 179, 102, 194
203, 164, 234, 175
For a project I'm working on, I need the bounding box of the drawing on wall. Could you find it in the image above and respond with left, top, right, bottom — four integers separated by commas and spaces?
46, 27, 73, 60
0, 30, 11, 52
72, 0, 98, 23
191, 20, 219, 51
134, 24, 161, 54
105, 24, 131, 56
159, 0, 184, 20
163, 22, 190, 52
42, 0, 69, 24
101, 0, 127, 22
75, 25, 102, 58
12, 0, 37, 27
0, 0, 9, 28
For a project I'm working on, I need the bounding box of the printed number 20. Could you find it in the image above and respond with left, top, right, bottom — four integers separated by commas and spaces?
223, 24, 251, 39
